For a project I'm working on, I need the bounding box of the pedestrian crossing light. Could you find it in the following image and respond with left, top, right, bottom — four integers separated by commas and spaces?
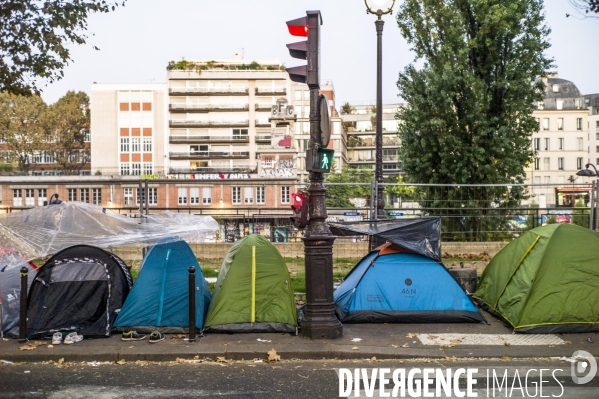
290, 191, 310, 229
306, 148, 334, 173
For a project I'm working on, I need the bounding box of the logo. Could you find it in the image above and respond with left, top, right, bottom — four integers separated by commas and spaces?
405, 278, 412, 286
571, 350, 597, 385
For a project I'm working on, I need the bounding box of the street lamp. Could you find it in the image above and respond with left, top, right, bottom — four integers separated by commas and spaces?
576, 163, 599, 177
364, 0, 395, 222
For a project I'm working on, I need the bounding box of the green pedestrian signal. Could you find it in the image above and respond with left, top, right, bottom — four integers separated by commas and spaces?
306, 147, 334, 173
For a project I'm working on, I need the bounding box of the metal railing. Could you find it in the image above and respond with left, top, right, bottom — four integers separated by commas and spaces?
169, 165, 256, 174
168, 151, 250, 159
169, 135, 249, 143
169, 120, 249, 127
255, 87, 286, 95
169, 103, 249, 111
169, 87, 249, 94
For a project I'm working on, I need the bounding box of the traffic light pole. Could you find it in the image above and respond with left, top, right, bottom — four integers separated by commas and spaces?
301, 84, 343, 340
374, 17, 385, 221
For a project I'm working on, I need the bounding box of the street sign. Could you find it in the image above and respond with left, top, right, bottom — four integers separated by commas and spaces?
343, 212, 360, 216
387, 211, 404, 217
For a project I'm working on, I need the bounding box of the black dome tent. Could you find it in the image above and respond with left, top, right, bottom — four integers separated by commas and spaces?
26, 245, 132, 339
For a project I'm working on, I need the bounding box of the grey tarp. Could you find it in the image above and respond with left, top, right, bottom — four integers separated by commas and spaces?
328, 217, 442, 261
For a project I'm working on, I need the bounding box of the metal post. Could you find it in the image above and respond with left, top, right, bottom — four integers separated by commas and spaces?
138, 179, 143, 216
374, 17, 385, 219
144, 179, 149, 215
19, 267, 28, 342
589, 180, 595, 230
301, 65, 343, 340
595, 179, 599, 231
188, 266, 196, 342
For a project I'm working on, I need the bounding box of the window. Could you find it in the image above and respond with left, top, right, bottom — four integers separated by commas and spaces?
534, 158, 540, 170
37, 189, 47, 206
244, 187, 253, 204
577, 118, 583, 130
537, 101, 544, 110
556, 100, 563, 110
190, 188, 200, 205
557, 118, 563, 130
577, 138, 583, 151
143, 163, 153, 175
202, 187, 212, 205
596, 133, 599, 141
294, 91, 302, 101
558, 158, 564, 170
13, 189, 22, 206
543, 158, 550, 171
80, 188, 89, 203
25, 189, 34, 207
120, 164, 130, 175
120, 138, 129, 152
544, 176, 551, 184
143, 137, 152, 152
232, 187, 241, 205
256, 187, 265, 204
597, 121, 599, 128
137, 188, 157, 205
552, 84, 559, 93
558, 138, 564, 150
543, 118, 549, 130
577, 157, 583, 170
92, 189, 101, 205
533, 176, 541, 184
68, 188, 77, 202
178, 188, 187, 205
533, 138, 540, 151
544, 138, 550, 151
233, 129, 248, 140
132, 164, 141, 175
281, 186, 290, 204
131, 137, 140, 152
191, 145, 208, 155
124, 188, 133, 206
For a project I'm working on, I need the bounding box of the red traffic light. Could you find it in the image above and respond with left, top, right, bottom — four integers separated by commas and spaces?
286, 17, 308, 37
291, 192, 304, 211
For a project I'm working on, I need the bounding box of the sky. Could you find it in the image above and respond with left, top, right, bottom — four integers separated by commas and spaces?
40, 0, 599, 107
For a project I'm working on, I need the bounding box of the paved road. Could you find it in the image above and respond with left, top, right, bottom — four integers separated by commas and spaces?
0, 359, 597, 398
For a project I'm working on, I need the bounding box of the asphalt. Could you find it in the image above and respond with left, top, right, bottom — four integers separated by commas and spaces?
1, 311, 598, 363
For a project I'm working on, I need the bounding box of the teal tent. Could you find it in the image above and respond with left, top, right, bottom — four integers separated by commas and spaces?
114, 238, 211, 333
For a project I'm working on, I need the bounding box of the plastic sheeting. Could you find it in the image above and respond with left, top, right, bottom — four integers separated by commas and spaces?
0, 202, 218, 270
328, 217, 442, 261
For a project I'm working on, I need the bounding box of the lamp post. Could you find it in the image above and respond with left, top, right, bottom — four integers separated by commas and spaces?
364, 0, 395, 223
576, 163, 599, 231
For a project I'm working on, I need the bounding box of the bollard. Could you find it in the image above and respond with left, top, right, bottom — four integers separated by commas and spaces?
19, 267, 28, 342
188, 266, 196, 342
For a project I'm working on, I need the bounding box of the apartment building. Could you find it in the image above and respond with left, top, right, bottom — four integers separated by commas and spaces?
584, 93, 599, 171
529, 74, 588, 206
339, 103, 402, 175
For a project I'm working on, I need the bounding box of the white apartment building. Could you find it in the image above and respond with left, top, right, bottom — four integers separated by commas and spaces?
584, 93, 599, 172
529, 74, 588, 207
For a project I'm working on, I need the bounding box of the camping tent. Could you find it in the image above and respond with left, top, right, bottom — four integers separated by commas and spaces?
334, 243, 484, 323
204, 235, 297, 333
473, 224, 599, 333
114, 238, 211, 333
328, 217, 442, 261
26, 245, 132, 338
0, 260, 37, 337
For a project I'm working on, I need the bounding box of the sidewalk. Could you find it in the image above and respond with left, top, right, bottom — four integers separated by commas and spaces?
2, 311, 597, 363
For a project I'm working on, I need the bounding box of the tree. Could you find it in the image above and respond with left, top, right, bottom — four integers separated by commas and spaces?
395, 0, 552, 240
0, 1, 126, 95
0, 92, 46, 172
568, 0, 599, 17
340, 102, 355, 115
44, 91, 90, 174
325, 166, 374, 208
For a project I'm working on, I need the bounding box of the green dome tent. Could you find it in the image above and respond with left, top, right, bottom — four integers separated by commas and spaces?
473, 224, 599, 333
204, 235, 297, 333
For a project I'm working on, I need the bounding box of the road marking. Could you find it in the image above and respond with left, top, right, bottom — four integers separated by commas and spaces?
417, 333, 565, 346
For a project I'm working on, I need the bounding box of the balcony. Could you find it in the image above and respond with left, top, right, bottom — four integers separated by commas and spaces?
169, 135, 249, 144
255, 119, 271, 127
255, 134, 271, 143
169, 120, 249, 128
255, 87, 286, 95
255, 103, 274, 111
169, 87, 249, 96
169, 103, 249, 113
169, 165, 256, 174
169, 151, 250, 160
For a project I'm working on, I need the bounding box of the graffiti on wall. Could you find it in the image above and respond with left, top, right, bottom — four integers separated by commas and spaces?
259, 158, 296, 178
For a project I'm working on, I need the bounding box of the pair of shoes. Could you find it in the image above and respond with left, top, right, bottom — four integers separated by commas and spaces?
149, 332, 165, 343
64, 332, 83, 345
52, 332, 63, 345
121, 331, 146, 341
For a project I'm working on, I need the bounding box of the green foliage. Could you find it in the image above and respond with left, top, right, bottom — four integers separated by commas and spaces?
340, 102, 355, 115
395, 0, 552, 240
325, 166, 374, 207
0, 1, 126, 95
572, 199, 590, 227
386, 175, 418, 201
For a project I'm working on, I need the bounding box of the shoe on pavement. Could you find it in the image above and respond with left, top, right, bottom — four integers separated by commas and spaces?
52, 332, 63, 345
121, 331, 146, 341
64, 332, 81, 345
149, 332, 165, 343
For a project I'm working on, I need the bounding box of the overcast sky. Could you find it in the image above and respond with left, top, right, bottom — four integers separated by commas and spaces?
40, 0, 599, 107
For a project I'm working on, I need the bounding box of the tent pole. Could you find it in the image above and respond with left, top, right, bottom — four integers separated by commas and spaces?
188, 266, 196, 342
18, 267, 28, 342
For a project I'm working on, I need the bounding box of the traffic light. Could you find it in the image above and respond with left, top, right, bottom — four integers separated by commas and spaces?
285, 11, 322, 88
306, 147, 334, 173
290, 191, 310, 229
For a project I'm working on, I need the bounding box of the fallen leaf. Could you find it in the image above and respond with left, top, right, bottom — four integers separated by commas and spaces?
504, 342, 511, 347
352, 346, 359, 350
391, 344, 398, 348
501, 354, 512, 360
428, 335, 438, 339
58, 358, 64, 365
371, 357, 377, 362
450, 339, 462, 344
267, 348, 280, 362
19, 341, 44, 351
406, 333, 416, 338
193, 355, 199, 360
440, 344, 455, 348
216, 356, 229, 363
171, 334, 186, 339
445, 356, 457, 363
564, 341, 572, 345
402, 344, 409, 348
116, 359, 126, 365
